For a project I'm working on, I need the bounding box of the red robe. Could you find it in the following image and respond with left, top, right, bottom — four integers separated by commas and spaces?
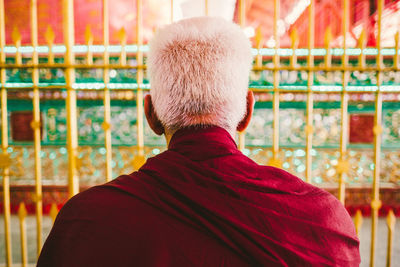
37, 126, 360, 267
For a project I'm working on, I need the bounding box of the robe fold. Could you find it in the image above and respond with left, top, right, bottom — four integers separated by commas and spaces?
37, 126, 360, 267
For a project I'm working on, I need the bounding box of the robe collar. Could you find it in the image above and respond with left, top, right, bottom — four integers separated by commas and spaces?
168, 126, 240, 161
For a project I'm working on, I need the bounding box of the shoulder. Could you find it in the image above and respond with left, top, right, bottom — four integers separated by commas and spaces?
258, 165, 355, 226
50, 175, 165, 244
39, 176, 168, 267
257, 167, 360, 264
256, 165, 319, 194
58, 185, 116, 215
55, 176, 143, 222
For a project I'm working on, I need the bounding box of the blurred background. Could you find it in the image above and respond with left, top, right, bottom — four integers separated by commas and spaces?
0, 0, 399, 266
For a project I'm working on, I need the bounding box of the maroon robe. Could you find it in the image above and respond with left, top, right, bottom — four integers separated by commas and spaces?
37, 126, 360, 267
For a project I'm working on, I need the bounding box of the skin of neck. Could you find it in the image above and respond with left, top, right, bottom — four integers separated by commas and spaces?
163, 126, 235, 147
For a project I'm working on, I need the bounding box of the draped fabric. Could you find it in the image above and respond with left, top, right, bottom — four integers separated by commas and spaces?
37, 126, 360, 267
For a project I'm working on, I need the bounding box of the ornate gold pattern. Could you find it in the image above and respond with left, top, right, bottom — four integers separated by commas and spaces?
0, 152, 11, 170
0, 0, 398, 265
371, 199, 382, 210
336, 159, 350, 175
267, 157, 282, 168
30, 120, 41, 130
353, 209, 363, 237
44, 25, 55, 44
18, 202, 28, 266
49, 203, 59, 223
373, 124, 383, 136
132, 154, 146, 171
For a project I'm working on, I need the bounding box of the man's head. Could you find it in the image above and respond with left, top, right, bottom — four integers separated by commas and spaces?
145, 16, 254, 140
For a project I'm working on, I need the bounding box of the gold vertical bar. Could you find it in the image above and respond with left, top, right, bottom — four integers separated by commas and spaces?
12, 27, 22, 66
85, 25, 93, 65
238, 0, 245, 26
49, 203, 59, 224
395, 32, 399, 70
48, 43, 54, 64
324, 27, 333, 87
170, 0, 174, 22
63, 0, 79, 197
237, 0, 246, 151
31, 0, 43, 257
238, 133, 245, 151
358, 28, 366, 68
254, 27, 262, 69
0, 0, 12, 265
136, 0, 144, 159
370, 1, 384, 266
45, 26, 55, 65
272, 0, 280, 165
290, 28, 298, 68
18, 203, 28, 267
119, 28, 127, 66
353, 209, 363, 237
386, 210, 395, 267
324, 27, 331, 69
338, 0, 349, 205
305, 0, 314, 183
103, 0, 112, 182
205, 0, 208, 16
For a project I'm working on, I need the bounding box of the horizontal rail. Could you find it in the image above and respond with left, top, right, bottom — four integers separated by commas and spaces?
0, 46, 399, 57
0, 64, 398, 73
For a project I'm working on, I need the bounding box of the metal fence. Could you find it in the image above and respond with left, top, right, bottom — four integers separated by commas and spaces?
0, 0, 399, 266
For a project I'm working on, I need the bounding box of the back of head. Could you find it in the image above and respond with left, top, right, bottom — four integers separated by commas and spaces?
148, 16, 253, 132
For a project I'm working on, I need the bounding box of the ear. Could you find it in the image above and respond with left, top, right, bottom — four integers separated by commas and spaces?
144, 94, 164, 135
236, 91, 254, 132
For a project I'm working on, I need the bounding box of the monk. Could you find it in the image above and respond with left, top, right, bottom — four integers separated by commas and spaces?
37, 17, 360, 266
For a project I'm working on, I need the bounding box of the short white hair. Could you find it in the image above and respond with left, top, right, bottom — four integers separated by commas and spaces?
147, 16, 252, 132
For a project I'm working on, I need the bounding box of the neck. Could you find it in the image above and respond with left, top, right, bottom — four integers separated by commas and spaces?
164, 125, 235, 146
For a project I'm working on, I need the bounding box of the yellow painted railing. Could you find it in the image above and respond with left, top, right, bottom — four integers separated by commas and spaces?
0, 0, 398, 266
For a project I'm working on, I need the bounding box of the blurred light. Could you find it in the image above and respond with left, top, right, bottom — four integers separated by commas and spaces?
283, 162, 290, 169
19, 46, 34, 53
284, 0, 310, 25
331, 48, 343, 56
312, 85, 342, 92
311, 149, 317, 156
243, 26, 255, 38
363, 48, 378, 55
312, 48, 325, 56
297, 164, 306, 173
295, 149, 305, 157
108, 45, 121, 53
313, 176, 323, 184
295, 48, 308, 56
0, 45, 396, 57
74, 45, 88, 53
347, 85, 378, 92
49, 152, 57, 160
36, 46, 49, 53
242, 148, 250, 156
266, 38, 276, 48
109, 69, 117, 78
277, 19, 285, 36
369, 163, 375, 170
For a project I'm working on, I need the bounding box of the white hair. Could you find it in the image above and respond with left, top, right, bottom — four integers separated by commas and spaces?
147, 16, 253, 132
